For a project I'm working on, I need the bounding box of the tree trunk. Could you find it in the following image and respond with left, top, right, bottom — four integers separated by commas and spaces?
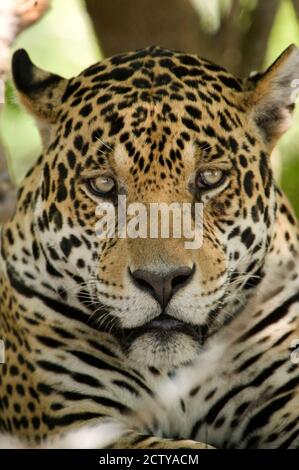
85, 0, 281, 78
85, 0, 202, 57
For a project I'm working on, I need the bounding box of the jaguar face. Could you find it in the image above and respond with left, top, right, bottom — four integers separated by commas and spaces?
10, 45, 299, 368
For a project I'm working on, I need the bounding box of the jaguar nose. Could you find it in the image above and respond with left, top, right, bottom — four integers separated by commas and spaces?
129, 266, 195, 309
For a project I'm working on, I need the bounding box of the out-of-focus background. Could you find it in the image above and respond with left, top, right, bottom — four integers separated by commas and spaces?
1, 0, 299, 216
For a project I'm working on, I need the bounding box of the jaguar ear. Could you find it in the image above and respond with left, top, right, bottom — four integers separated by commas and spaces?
12, 49, 67, 124
244, 44, 299, 148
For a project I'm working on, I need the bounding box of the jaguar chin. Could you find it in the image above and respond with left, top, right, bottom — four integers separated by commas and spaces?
118, 315, 204, 369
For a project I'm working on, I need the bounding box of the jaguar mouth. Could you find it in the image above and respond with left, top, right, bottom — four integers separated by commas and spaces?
119, 313, 207, 346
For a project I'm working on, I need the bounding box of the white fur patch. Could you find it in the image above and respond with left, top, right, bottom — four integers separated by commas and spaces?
0, 422, 126, 449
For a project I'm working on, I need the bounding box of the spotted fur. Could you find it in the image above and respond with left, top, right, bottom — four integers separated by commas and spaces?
0, 45, 299, 448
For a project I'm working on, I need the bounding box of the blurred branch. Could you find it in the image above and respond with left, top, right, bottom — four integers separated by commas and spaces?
0, 0, 50, 223
291, 0, 299, 17
194, 0, 280, 76
15, 0, 50, 32
194, 0, 242, 75
239, 0, 280, 76
0, 1, 18, 82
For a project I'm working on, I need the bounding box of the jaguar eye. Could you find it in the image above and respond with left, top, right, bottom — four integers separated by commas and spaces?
86, 175, 116, 197
196, 169, 225, 190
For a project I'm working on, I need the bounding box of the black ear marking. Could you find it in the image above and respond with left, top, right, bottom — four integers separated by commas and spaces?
12, 49, 35, 93
12, 49, 62, 96
11, 49, 68, 125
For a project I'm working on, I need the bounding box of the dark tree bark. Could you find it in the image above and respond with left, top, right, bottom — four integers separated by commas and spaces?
194, 0, 243, 75
85, 0, 202, 57
85, 0, 282, 77
196, 0, 280, 76
239, 0, 280, 76
291, 0, 299, 17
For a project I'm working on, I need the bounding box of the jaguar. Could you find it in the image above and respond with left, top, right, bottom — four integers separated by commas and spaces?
0, 44, 299, 448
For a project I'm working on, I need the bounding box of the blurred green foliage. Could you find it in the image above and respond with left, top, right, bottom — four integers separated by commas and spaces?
267, 0, 299, 214
0, 0, 100, 182
0, 0, 299, 214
